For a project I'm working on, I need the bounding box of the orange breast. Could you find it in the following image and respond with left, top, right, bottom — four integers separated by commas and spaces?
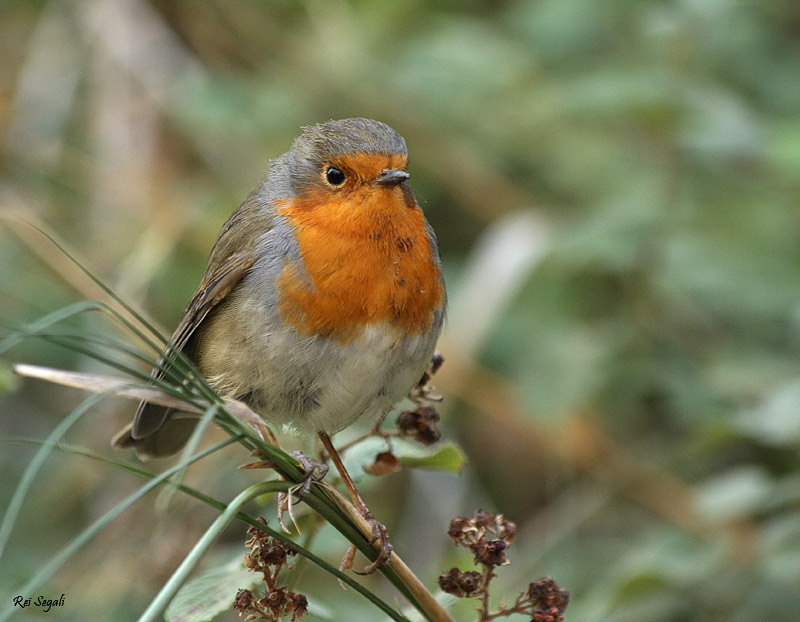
276, 179, 444, 342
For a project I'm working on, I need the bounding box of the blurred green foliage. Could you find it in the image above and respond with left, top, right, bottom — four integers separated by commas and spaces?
2, 0, 800, 620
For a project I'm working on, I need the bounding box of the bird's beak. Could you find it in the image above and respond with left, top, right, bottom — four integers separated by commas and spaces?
376, 169, 410, 186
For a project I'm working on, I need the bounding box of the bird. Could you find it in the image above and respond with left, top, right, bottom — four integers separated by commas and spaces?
112, 117, 446, 571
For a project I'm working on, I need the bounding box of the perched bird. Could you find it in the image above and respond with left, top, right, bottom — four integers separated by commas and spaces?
113, 117, 446, 570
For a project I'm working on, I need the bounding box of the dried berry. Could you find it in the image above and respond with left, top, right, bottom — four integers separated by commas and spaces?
259, 542, 289, 567
286, 591, 308, 616
396, 405, 441, 444
447, 516, 475, 543
233, 589, 256, 612
529, 577, 569, 612
364, 451, 401, 476
458, 570, 482, 595
438, 567, 483, 597
474, 539, 508, 567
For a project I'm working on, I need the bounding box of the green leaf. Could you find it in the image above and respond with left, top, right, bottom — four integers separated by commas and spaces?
396, 441, 467, 474
165, 559, 256, 622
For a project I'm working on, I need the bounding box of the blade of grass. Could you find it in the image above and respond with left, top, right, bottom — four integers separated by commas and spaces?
12, 364, 206, 414
0, 300, 107, 356
0, 437, 238, 622
1, 303, 195, 392
155, 402, 220, 510
0, 392, 105, 562
0, 219, 216, 398
1, 215, 168, 350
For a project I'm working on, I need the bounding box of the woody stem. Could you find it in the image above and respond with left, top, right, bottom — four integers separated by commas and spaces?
318, 431, 371, 518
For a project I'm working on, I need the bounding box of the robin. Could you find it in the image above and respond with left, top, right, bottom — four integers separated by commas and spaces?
113, 117, 446, 571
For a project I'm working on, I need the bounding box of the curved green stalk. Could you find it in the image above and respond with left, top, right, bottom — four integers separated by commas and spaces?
0, 393, 105, 561
138, 481, 287, 622
0, 438, 238, 622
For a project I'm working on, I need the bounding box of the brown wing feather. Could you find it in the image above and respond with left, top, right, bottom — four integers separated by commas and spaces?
127, 196, 274, 442
129, 252, 255, 439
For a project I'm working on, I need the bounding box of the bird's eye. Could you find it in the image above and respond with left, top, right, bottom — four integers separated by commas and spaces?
325, 167, 346, 186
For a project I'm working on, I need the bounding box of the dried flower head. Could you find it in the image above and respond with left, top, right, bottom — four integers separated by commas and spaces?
447, 516, 478, 544
235, 518, 307, 621
529, 577, 569, 622
474, 538, 509, 567
438, 567, 483, 597
396, 404, 442, 445
446, 510, 517, 567
233, 589, 256, 612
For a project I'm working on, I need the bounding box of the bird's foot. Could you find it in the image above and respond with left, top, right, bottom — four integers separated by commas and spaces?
289, 450, 329, 500
274, 451, 328, 534
340, 508, 393, 575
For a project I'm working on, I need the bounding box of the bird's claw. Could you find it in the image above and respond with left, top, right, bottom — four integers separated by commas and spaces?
276, 451, 329, 534
289, 450, 329, 501
339, 509, 392, 575
360, 514, 393, 574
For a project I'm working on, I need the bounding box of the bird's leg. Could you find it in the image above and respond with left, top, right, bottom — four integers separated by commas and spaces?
238, 422, 328, 532
289, 450, 329, 499
239, 423, 327, 494
274, 451, 328, 535
318, 431, 392, 574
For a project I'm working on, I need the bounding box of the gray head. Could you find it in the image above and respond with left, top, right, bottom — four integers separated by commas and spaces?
269, 118, 408, 195
296, 118, 407, 159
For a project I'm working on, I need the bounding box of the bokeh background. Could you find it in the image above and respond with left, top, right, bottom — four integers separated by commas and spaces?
2, 1, 800, 620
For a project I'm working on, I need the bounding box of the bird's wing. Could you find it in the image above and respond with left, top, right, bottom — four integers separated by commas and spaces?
129, 199, 274, 440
